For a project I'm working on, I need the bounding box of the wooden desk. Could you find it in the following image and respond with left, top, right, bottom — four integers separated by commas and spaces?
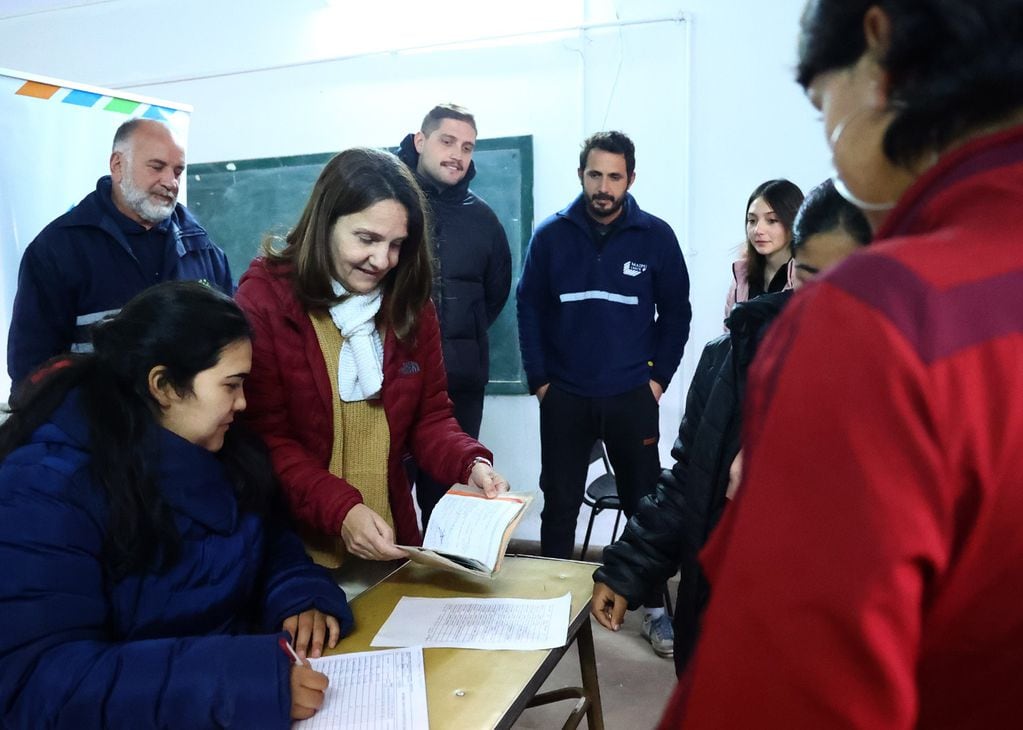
330, 555, 604, 730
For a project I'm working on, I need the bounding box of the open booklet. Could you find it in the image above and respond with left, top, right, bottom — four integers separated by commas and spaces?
400, 488, 534, 577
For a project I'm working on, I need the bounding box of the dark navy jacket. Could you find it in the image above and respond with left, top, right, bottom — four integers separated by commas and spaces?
0, 392, 353, 729
516, 193, 691, 397
7, 177, 233, 385
396, 135, 512, 392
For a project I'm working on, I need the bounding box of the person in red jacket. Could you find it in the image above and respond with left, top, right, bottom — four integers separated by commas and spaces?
662, 1, 1023, 727
236, 147, 508, 565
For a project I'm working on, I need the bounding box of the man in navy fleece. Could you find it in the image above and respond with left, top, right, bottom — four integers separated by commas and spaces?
516, 130, 690, 655
7, 118, 232, 392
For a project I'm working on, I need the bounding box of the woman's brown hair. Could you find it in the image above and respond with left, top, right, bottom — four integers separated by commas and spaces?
263, 147, 433, 343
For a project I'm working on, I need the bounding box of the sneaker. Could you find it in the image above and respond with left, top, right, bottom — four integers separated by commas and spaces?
641, 613, 675, 657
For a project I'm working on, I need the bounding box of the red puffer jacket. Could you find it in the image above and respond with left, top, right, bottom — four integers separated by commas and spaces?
236, 257, 491, 545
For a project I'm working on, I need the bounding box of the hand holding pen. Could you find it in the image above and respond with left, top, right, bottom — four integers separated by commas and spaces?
280, 637, 329, 720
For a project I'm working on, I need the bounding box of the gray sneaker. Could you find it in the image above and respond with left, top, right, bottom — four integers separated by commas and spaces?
641, 613, 674, 657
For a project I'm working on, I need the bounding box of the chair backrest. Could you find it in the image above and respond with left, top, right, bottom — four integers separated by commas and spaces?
580, 439, 623, 561
589, 440, 614, 476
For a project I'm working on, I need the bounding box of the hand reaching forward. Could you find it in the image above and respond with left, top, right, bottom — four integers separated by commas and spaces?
341, 503, 408, 561
590, 581, 628, 631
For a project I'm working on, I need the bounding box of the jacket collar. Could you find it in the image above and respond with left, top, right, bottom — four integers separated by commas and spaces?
877, 124, 1023, 239
149, 425, 238, 534
58, 176, 212, 255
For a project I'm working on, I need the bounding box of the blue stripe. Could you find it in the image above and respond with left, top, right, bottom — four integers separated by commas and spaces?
62, 89, 102, 107
142, 105, 174, 120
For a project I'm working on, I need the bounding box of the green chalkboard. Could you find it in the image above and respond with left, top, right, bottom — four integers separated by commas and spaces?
187, 136, 533, 394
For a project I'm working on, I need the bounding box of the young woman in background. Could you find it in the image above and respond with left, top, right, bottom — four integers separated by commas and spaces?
724, 178, 804, 318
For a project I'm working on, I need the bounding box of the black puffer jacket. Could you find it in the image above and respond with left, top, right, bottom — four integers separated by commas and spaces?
594, 290, 792, 672
396, 135, 512, 392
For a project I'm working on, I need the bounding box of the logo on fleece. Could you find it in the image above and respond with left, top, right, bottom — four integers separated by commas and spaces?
623, 261, 647, 277
399, 361, 421, 375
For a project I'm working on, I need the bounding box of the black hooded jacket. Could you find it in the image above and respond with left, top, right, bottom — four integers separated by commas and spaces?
396, 135, 512, 392
594, 290, 793, 672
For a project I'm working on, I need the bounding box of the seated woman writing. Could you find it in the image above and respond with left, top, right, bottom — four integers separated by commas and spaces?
0, 281, 353, 728
236, 147, 508, 565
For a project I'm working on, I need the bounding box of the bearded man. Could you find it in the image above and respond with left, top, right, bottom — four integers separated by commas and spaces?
516, 129, 691, 656
8, 118, 232, 388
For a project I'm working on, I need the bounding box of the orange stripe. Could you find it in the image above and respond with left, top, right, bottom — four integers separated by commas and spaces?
16, 80, 61, 99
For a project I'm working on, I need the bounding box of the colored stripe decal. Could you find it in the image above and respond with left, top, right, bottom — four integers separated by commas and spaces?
62, 89, 102, 107
9, 78, 183, 120
560, 290, 639, 305
16, 80, 60, 99
142, 105, 174, 120
105, 97, 141, 114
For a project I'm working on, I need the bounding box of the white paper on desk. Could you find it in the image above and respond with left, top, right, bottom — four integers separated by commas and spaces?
371, 593, 571, 650
293, 647, 428, 730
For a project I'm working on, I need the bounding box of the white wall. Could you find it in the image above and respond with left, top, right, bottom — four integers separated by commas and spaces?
0, 0, 830, 509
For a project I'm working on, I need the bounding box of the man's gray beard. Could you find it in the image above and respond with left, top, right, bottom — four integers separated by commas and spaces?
119, 171, 175, 224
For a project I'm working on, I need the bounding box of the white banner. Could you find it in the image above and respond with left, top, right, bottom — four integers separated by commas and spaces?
0, 68, 191, 401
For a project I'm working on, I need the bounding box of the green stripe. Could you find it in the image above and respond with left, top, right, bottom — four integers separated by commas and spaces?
105, 98, 140, 114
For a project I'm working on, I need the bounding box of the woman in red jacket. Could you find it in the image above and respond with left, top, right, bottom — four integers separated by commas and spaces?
664, 1, 1023, 727
236, 147, 507, 564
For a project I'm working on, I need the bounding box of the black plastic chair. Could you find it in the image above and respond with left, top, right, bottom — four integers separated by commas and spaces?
579, 440, 623, 562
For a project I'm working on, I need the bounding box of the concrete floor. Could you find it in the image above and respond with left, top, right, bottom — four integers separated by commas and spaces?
512, 567, 680, 729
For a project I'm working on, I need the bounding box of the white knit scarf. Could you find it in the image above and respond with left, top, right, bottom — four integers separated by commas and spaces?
328, 280, 384, 401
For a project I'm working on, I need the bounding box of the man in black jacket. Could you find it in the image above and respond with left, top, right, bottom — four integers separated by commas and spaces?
397, 104, 512, 527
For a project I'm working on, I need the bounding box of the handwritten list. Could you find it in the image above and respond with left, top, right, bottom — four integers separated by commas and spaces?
294, 646, 428, 730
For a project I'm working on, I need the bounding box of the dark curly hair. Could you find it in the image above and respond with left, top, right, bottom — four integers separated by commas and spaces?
579, 131, 636, 177
796, 0, 1023, 166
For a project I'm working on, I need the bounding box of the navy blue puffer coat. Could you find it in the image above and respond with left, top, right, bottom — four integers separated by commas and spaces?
0, 392, 353, 729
